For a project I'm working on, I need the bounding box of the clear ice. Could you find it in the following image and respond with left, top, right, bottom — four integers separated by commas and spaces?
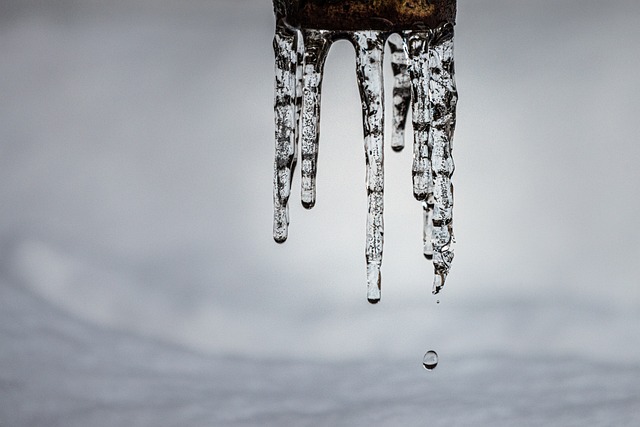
300, 29, 332, 209
388, 34, 411, 153
272, 24, 298, 243
272, 22, 458, 301
351, 30, 386, 304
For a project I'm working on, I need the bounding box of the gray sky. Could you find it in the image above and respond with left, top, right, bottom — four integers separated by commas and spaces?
1, 0, 639, 362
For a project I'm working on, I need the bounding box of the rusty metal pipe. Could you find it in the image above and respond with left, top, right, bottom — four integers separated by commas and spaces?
273, 0, 456, 32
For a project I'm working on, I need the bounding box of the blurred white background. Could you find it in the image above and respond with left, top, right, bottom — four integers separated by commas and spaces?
1, 0, 640, 365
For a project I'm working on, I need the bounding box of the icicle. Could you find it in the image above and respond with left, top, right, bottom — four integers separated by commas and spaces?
422, 197, 434, 259
272, 23, 299, 243
387, 34, 411, 152
404, 30, 432, 202
293, 29, 304, 172
271, 6, 460, 300
428, 24, 458, 294
300, 29, 332, 209
404, 24, 458, 294
351, 31, 386, 304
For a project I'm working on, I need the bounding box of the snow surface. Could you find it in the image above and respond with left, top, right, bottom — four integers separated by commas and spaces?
2, 0, 640, 424
3, 281, 640, 426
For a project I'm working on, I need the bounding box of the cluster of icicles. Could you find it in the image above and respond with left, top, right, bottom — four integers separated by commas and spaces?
272, 21, 457, 303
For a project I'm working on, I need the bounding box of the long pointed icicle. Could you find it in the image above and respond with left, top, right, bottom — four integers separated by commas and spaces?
388, 34, 412, 152
428, 24, 458, 294
300, 29, 332, 209
293, 29, 304, 174
404, 31, 432, 202
272, 24, 298, 243
351, 31, 386, 304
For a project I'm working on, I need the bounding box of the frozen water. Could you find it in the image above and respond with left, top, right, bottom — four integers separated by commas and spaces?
403, 26, 458, 294
272, 24, 298, 242
405, 30, 433, 203
388, 34, 412, 152
299, 29, 332, 209
351, 30, 386, 304
425, 25, 457, 294
423, 198, 435, 259
273, 24, 459, 300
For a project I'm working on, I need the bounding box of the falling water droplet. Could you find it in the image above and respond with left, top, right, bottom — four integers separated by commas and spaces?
423, 350, 439, 371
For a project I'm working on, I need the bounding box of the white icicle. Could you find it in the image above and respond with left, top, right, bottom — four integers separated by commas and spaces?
404, 31, 432, 202
404, 24, 458, 294
272, 24, 299, 243
293, 29, 304, 173
351, 31, 386, 304
271, 23, 459, 300
387, 34, 412, 152
428, 25, 458, 294
300, 29, 332, 209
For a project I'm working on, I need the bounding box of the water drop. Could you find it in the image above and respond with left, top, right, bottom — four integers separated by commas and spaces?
423, 350, 439, 371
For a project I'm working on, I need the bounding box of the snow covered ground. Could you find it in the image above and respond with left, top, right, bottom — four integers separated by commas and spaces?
3, 281, 640, 426
1, 0, 640, 424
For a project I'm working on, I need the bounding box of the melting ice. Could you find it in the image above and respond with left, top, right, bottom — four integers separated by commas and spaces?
423, 350, 439, 371
273, 22, 458, 303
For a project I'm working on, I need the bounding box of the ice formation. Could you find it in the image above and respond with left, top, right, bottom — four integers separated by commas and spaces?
272, 21, 458, 302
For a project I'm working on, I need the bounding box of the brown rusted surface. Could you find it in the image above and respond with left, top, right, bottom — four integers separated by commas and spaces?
274, 0, 456, 31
